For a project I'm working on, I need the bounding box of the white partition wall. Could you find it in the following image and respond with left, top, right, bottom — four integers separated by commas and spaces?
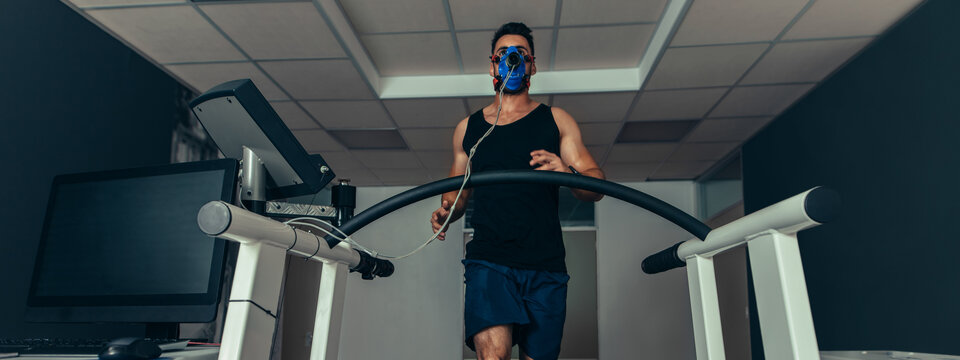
597, 181, 699, 360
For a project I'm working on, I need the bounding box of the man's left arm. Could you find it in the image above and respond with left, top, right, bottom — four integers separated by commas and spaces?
529, 107, 605, 202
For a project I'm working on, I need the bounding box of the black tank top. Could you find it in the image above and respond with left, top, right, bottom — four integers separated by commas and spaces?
462, 103, 565, 272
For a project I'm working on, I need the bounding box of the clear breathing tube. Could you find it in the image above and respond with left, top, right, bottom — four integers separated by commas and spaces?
284, 66, 517, 260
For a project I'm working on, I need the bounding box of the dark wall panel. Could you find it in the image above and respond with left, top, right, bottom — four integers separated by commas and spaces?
742, 0, 960, 356
0, 0, 186, 337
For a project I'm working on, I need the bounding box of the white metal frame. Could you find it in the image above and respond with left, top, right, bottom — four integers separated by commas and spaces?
678, 188, 824, 360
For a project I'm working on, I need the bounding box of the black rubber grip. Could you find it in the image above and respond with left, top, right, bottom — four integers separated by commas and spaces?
803, 187, 840, 224
350, 250, 395, 280
641, 241, 686, 274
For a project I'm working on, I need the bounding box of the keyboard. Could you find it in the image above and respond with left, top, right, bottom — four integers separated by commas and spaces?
0, 338, 182, 355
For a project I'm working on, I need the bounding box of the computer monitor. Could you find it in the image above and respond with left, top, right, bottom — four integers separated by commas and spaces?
190, 79, 335, 200
25, 159, 238, 329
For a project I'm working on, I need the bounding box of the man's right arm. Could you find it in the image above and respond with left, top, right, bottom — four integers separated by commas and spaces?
430, 117, 470, 240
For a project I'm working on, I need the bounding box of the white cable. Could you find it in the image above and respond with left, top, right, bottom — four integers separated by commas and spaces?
283, 66, 516, 261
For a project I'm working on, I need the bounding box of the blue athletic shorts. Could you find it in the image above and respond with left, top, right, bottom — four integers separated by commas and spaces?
463, 259, 570, 360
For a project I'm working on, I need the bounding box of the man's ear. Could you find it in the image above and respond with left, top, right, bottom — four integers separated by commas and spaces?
489, 61, 496, 77
530, 61, 537, 76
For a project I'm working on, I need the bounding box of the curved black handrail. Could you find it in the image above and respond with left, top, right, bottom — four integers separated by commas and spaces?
335, 170, 710, 240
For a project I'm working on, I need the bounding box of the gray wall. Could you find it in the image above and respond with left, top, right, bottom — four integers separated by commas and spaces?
597, 181, 698, 359
0, 0, 187, 338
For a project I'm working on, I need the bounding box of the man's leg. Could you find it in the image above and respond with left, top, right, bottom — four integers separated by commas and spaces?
472, 324, 512, 360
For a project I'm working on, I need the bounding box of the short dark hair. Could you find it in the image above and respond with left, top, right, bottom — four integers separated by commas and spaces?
491, 22, 534, 56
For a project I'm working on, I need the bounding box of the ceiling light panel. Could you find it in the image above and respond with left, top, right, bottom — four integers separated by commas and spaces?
709, 84, 813, 118
86, 6, 244, 63
165, 62, 288, 100
292, 129, 347, 152
670, 0, 808, 46
579, 123, 622, 146
649, 161, 715, 180
448, 0, 556, 31
69, 0, 184, 7
606, 143, 678, 163
361, 33, 460, 76
415, 150, 454, 169
602, 163, 661, 181
554, 24, 655, 70
616, 120, 698, 143
560, 0, 665, 25
402, 128, 457, 151
198, 2, 346, 60
629, 88, 728, 121
685, 117, 772, 143
383, 98, 468, 127
270, 102, 318, 130
645, 44, 768, 89
457, 30, 554, 74
340, 0, 448, 33
300, 100, 393, 129
328, 129, 407, 150
552, 92, 637, 123
258, 59, 374, 100
668, 142, 739, 162
741, 38, 873, 85
351, 150, 422, 169
782, 0, 925, 40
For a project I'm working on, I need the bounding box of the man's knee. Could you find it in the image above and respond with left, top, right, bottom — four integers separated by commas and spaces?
473, 325, 512, 360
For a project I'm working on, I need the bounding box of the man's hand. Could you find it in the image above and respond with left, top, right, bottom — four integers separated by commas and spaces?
530, 149, 571, 173
430, 200, 452, 241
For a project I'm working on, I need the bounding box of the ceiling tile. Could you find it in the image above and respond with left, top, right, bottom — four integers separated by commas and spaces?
668, 142, 739, 161
466, 96, 550, 113
300, 101, 393, 129
602, 163, 660, 181
199, 2, 345, 60
383, 98, 468, 127
586, 145, 608, 163
258, 60, 374, 100
629, 88, 729, 121
86, 6, 244, 63
457, 30, 554, 74
686, 117, 773, 143
334, 167, 381, 186
616, 120, 698, 143
415, 150, 454, 169
427, 168, 455, 181
165, 62, 288, 100
606, 143, 677, 163
560, 0, 665, 25
370, 168, 432, 186
361, 33, 460, 76
69, 0, 184, 7
645, 44, 768, 90
579, 123, 621, 146
554, 24, 656, 70
270, 102, 318, 130
292, 129, 346, 152
552, 92, 637, 123
783, 0, 925, 40
313, 151, 365, 170
741, 38, 873, 84
340, 0, 448, 33
329, 129, 407, 150
352, 150, 423, 169
649, 161, 715, 180
709, 84, 814, 117
402, 128, 456, 150
449, 0, 556, 30
671, 0, 808, 46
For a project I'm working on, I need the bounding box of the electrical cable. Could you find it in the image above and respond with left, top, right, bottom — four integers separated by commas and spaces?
280, 65, 518, 260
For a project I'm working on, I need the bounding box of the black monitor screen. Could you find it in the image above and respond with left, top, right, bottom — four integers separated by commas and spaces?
26, 159, 238, 323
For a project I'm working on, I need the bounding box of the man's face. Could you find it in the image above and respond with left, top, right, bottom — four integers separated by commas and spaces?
489, 34, 536, 78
